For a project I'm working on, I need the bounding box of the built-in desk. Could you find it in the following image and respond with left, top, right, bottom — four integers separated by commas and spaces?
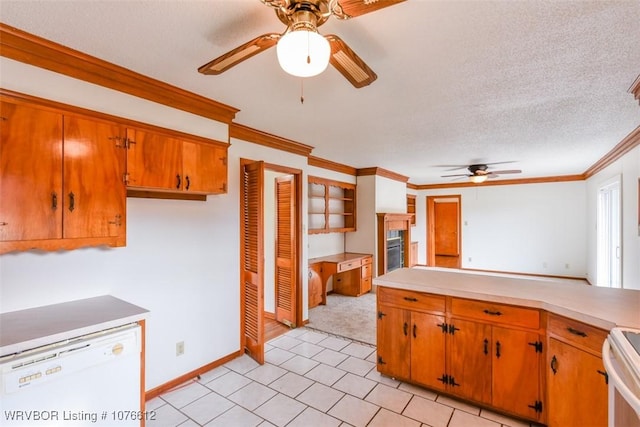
308, 252, 373, 308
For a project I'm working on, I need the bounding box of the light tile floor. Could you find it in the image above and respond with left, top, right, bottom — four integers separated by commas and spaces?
147, 328, 540, 427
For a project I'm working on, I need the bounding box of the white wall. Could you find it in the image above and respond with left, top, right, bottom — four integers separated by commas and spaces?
586, 144, 640, 289
417, 181, 587, 277
0, 59, 310, 391
346, 175, 408, 276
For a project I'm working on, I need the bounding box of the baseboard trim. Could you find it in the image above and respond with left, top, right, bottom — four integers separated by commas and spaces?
145, 349, 243, 401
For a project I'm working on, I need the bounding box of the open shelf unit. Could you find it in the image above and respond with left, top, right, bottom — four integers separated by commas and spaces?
308, 176, 356, 234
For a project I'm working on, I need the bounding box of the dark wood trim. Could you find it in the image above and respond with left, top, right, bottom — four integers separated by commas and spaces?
230, 123, 314, 157
139, 320, 146, 426
308, 155, 357, 176
407, 182, 419, 190
357, 167, 409, 183
145, 350, 243, 400
583, 125, 640, 178
0, 23, 238, 124
1, 89, 229, 148
416, 174, 585, 190
126, 190, 207, 202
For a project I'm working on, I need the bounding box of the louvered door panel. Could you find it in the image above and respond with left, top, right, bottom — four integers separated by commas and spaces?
275, 175, 296, 327
241, 160, 264, 364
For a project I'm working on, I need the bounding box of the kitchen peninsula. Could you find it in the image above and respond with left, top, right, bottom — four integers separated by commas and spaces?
373, 267, 640, 426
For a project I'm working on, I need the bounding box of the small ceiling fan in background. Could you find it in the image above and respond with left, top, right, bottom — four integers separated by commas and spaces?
441, 163, 522, 183
198, 0, 405, 88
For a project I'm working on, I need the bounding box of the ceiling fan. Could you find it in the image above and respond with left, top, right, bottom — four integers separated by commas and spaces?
441, 163, 522, 183
198, 0, 405, 88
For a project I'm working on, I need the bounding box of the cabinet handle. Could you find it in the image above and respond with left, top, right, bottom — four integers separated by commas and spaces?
176, 174, 181, 189
308, 270, 312, 279
413, 324, 417, 338
483, 338, 489, 355
51, 192, 58, 210
495, 341, 501, 358
403, 297, 418, 302
185, 175, 190, 191
550, 355, 558, 375
68, 192, 75, 212
403, 322, 408, 336
567, 327, 587, 337
597, 370, 608, 385
483, 309, 502, 316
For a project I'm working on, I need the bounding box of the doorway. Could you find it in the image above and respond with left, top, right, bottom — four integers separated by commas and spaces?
596, 176, 621, 288
240, 159, 302, 364
426, 195, 461, 268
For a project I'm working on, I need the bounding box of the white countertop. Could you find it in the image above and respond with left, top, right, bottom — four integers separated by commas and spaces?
0, 295, 148, 356
373, 268, 640, 330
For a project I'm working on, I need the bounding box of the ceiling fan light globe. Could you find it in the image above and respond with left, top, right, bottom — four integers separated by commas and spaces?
277, 30, 330, 77
470, 175, 488, 184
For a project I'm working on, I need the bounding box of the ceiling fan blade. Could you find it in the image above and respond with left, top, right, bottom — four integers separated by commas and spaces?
198, 33, 281, 75
325, 34, 377, 88
489, 169, 522, 174
334, 0, 406, 18
441, 173, 471, 178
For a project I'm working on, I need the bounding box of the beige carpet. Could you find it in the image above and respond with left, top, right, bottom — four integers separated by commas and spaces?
307, 291, 376, 345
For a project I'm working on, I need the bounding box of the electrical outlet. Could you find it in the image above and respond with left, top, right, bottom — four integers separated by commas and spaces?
468, 257, 472, 262
176, 341, 185, 356
565, 263, 570, 269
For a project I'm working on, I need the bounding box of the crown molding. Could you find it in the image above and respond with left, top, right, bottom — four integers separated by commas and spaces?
0, 23, 239, 124
407, 182, 419, 190
307, 156, 357, 176
583, 125, 640, 178
414, 174, 585, 190
230, 123, 314, 157
357, 167, 409, 183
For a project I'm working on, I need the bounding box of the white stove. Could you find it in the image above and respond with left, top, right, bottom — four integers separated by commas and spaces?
603, 327, 640, 426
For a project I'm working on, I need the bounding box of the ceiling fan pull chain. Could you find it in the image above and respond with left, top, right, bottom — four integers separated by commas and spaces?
300, 78, 304, 104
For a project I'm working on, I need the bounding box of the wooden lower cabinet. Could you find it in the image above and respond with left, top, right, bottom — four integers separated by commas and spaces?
376, 305, 446, 391
447, 318, 543, 421
377, 287, 545, 424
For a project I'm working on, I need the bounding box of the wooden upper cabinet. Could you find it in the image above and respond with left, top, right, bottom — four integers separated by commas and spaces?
63, 116, 126, 240
126, 128, 182, 191
182, 140, 227, 194
0, 99, 127, 253
126, 128, 228, 195
1, 101, 63, 241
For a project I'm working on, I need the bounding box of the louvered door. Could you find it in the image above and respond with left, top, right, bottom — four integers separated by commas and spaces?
240, 160, 265, 364
275, 174, 296, 327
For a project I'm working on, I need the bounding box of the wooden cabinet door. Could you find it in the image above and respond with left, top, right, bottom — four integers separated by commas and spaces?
448, 318, 492, 404
547, 338, 607, 427
126, 128, 182, 190
182, 141, 226, 193
410, 312, 446, 392
0, 101, 63, 241
63, 116, 126, 239
492, 327, 542, 421
377, 305, 410, 380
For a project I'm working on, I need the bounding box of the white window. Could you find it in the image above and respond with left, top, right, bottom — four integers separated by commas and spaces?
596, 176, 621, 288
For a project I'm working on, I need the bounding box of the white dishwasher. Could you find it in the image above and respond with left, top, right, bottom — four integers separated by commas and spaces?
0, 323, 141, 427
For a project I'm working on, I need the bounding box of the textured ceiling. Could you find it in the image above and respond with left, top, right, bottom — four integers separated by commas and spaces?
1, 0, 639, 184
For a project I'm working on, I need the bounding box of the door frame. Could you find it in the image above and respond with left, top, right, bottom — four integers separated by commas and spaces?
426, 195, 462, 267
267, 163, 303, 328
239, 159, 303, 364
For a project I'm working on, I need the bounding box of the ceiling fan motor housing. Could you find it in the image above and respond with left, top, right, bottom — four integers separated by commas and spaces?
468, 164, 489, 175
